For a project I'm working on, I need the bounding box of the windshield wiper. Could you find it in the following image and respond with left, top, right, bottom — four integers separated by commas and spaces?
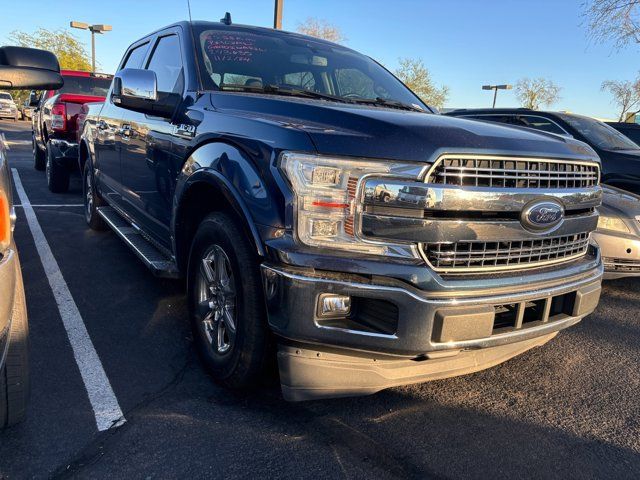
349, 97, 425, 112
219, 83, 354, 104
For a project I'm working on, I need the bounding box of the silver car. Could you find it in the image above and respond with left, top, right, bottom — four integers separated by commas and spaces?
0, 92, 19, 122
594, 186, 640, 279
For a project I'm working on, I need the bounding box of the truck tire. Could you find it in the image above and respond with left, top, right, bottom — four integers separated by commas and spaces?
83, 161, 107, 230
0, 263, 29, 429
33, 134, 45, 171
187, 212, 269, 389
46, 141, 69, 193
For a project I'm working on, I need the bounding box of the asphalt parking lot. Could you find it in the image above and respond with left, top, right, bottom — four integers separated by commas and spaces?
0, 119, 639, 479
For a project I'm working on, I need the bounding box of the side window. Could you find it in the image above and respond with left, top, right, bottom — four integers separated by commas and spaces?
146, 35, 183, 93
335, 68, 375, 98
518, 116, 566, 135
122, 42, 149, 70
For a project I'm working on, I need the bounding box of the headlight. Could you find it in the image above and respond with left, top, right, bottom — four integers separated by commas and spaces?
279, 152, 421, 256
597, 215, 631, 233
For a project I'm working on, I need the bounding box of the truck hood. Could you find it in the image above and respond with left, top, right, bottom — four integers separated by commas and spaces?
209, 93, 598, 162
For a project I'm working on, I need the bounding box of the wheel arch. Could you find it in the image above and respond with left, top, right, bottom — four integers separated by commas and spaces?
172, 140, 273, 274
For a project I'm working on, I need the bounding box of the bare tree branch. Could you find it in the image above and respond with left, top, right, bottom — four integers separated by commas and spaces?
583, 0, 640, 48
601, 77, 640, 120
296, 18, 346, 43
394, 58, 449, 109
514, 78, 562, 110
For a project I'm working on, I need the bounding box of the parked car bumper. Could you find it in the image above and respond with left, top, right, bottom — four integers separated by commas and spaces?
0, 244, 25, 369
593, 230, 640, 279
261, 256, 603, 400
48, 139, 79, 170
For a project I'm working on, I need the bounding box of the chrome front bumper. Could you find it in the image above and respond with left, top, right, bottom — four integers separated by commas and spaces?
262, 262, 603, 357
264, 261, 603, 401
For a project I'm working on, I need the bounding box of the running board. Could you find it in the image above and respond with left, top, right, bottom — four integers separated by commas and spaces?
97, 206, 180, 278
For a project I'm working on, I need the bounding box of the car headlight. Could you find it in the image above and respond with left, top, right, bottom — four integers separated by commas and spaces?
279, 152, 421, 256
597, 215, 631, 234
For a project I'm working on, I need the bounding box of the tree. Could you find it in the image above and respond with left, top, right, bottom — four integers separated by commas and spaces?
394, 58, 449, 109
6, 28, 93, 106
514, 78, 561, 110
8, 28, 92, 71
601, 78, 640, 121
583, 0, 640, 48
296, 18, 346, 43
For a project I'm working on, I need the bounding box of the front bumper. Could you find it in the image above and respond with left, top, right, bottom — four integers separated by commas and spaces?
593, 230, 640, 279
262, 261, 603, 400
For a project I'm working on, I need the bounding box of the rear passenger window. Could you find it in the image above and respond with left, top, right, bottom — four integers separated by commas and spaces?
146, 35, 183, 93
122, 43, 149, 70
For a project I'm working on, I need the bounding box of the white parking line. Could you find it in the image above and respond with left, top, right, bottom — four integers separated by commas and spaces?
11, 168, 125, 432
14, 204, 84, 208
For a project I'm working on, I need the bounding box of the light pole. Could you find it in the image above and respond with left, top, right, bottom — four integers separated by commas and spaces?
274, 0, 284, 29
70, 21, 112, 72
482, 84, 512, 108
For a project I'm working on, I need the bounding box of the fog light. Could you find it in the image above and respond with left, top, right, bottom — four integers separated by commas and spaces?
318, 294, 351, 317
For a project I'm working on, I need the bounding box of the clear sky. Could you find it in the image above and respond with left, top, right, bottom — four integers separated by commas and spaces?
2, 0, 637, 119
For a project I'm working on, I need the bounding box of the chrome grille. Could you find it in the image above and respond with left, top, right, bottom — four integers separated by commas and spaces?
422, 232, 590, 272
427, 156, 599, 189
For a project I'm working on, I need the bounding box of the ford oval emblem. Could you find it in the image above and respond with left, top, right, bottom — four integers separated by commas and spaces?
521, 200, 564, 231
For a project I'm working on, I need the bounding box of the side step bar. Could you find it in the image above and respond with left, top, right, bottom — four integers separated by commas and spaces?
97, 206, 180, 279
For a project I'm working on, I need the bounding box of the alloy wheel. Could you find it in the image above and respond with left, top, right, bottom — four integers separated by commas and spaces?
195, 245, 237, 355
85, 170, 94, 222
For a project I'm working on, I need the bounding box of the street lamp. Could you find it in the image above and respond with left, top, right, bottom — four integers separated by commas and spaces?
70, 21, 112, 73
482, 84, 512, 108
273, 0, 284, 29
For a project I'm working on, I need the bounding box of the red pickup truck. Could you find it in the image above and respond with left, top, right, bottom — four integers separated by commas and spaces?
32, 70, 112, 192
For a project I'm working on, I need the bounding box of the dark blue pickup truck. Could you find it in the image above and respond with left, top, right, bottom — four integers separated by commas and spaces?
80, 19, 604, 401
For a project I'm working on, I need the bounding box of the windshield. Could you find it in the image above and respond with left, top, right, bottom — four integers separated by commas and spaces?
0, 92, 13, 102
195, 27, 427, 110
558, 113, 640, 151
57, 75, 112, 97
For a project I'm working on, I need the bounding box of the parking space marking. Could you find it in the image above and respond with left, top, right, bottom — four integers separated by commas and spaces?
15, 204, 84, 208
11, 168, 125, 432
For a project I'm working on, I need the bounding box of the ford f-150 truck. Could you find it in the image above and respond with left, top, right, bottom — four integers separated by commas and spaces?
80, 19, 604, 401
32, 70, 112, 192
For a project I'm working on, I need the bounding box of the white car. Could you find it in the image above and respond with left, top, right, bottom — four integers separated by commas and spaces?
0, 92, 19, 122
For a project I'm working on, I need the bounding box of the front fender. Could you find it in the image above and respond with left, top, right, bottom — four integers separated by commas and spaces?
173, 141, 285, 260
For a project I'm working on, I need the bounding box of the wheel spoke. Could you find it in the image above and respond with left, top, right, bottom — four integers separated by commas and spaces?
213, 246, 229, 286
201, 257, 215, 284
222, 306, 236, 333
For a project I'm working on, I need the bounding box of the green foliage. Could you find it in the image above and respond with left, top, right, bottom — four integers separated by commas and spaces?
394, 58, 449, 108
6, 28, 93, 105
8, 28, 92, 71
